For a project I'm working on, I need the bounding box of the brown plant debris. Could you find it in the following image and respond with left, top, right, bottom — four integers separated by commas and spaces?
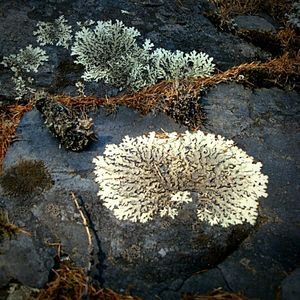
0, 54, 298, 171
240, 52, 300, 89
206, 1, 299, 56
207, 0, 293, 27
70, 192, 93, 294
55, 52, 299, 112
276, 27, 299, 53
55, 63, 258, 128
236, 27, 299, 56
182, 288, 249, 300
34, 263, 142, 300
0, 102, 32, 172
0, 208, 28, 240
206, 0, 262, 32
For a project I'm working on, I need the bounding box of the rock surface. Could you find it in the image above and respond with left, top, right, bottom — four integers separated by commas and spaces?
1, 83, 299, 299
280, 268, 300, 300
234, 15, 277, 32
0, 1, 299, 299
0, 104, 252, 298
0, 0, 270, 102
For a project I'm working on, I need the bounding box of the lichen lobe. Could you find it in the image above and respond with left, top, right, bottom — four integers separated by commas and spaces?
93, 131, 268, 227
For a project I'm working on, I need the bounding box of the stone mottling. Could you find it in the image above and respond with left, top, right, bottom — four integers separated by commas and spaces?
0, 84, 299, 300
0, 105, 253, 297
0, 235, 54, 288
0, 1, 299, 299
280, 268, 300, 300
0, 0, 269, 102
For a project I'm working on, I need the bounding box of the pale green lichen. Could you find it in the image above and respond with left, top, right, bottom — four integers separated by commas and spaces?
71, 20, 215, 91
150, 48, 215, 80
93, 131, 268, 227
1, 45, 48, 99
34, 15, 73, 49
71, 20, 156, 90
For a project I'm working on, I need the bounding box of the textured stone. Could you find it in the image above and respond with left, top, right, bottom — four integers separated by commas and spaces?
281, 268, 300, 300
0, 235, 53, 288
0, 1, 299, 299
180, 268, 229, 294
234, 15, 276, 32
0, 105, 254, 297
0, 0, 269, 101
1, 84, 299, 300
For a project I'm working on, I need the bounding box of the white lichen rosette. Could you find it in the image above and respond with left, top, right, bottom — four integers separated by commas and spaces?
93, 131, 268, 227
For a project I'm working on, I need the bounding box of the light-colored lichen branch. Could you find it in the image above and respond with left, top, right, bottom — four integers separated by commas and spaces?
93, 131, 268, 227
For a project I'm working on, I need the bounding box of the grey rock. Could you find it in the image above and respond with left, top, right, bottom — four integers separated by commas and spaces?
1, 83, 299, 300
234, 15, 276, 32
194, 83, 300, 300
0, 235, 53, 288
1, 105, 254, 297
159, 290, 179, 300
216, 223, 300, 299
281, 268, 300, 300
0, 1, 299, 298
141, 0, 164, 7
204, 83, 253, 138
0, 0, 270, 101
180, 268, 229, 294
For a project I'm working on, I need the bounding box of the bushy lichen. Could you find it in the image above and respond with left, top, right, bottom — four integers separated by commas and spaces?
150, 48, 214, 80
93, 131, 268, 227
71, 19, 214, 91
1, 45, 48, 100
34, 15, 73, 49
0, 160, 53, 198
71, 20, 156, 90
3, 18, 214, 97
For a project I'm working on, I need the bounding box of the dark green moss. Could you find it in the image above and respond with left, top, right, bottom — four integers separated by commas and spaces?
0, 160, 53, 198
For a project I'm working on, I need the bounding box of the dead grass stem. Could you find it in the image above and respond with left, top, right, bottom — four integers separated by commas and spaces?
0, 54, 298, 171
33, 263, 141, 300
0, 102, 33, 173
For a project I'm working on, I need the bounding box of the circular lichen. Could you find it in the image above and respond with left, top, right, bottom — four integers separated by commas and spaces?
93, 130, 268, 227
0, 160, 53, 198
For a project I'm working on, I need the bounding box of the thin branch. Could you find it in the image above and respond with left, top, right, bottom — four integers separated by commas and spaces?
70, 192, 93, 297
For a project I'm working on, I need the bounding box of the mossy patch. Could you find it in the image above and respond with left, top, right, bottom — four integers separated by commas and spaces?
0, 160, 53, 199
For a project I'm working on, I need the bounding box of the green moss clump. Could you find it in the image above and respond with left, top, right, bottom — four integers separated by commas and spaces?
0, 160, 53, 198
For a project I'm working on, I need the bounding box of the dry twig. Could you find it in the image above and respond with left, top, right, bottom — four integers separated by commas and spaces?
71, 192, 93, 297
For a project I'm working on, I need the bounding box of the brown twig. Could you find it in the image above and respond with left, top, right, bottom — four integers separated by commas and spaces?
70, 192, 93, 297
